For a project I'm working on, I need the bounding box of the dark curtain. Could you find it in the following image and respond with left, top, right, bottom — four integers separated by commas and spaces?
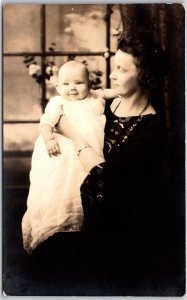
120, 3, 185, 293
120, 3, 185, 153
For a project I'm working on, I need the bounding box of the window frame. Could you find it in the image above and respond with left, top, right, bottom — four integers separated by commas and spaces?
3, 4, 118, 158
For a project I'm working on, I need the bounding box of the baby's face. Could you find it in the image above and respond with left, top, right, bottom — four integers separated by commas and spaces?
57, 66, 89, 100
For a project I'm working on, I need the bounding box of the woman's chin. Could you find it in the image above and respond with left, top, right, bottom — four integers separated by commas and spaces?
113, 86, 125, 95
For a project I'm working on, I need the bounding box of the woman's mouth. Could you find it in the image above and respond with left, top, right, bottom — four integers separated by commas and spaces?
69, 92, 78, 95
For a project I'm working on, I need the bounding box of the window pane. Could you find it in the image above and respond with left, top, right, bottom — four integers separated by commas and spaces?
4, 57, 42, 121
110, 4, 123, 52
3, 4, 41, 52
45, 56, 68, 100
46, 4, 106, 52
75, 56, 107, 88
4, 124, 40, 151
46, 55, 107, 100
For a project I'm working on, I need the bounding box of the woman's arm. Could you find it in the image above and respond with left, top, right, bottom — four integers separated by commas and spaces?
57, 116, 105, 172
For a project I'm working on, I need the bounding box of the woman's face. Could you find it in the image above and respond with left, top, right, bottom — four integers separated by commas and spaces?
110, 49, 140, 97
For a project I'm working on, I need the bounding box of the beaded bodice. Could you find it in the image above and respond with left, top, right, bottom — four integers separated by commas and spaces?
104, 99, 151, 157
104, 109, 139, 156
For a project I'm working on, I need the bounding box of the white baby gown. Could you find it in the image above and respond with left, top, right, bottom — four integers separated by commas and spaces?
22, 93, 105, 253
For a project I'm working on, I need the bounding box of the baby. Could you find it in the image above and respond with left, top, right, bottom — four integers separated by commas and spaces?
22, 61, 118, 254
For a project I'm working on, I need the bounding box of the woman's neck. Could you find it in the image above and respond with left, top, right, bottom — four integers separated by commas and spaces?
111, 90, 154, 117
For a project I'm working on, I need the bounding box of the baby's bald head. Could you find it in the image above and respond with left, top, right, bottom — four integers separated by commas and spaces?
58, 61, 89, 82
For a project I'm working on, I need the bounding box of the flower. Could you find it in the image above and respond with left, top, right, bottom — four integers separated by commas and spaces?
64, 27, 72, 33
52, 66, 59, 75
111, 28, 121, 36
28, 64, 41, 76
46, 66, 52, 75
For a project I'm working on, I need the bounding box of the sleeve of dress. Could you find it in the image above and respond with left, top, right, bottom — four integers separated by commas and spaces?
40, 96, 64, 127
80, 163, 105, 230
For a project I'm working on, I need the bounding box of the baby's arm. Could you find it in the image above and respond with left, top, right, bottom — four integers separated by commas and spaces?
40, 123, 60, 156
40, 97, 63, 156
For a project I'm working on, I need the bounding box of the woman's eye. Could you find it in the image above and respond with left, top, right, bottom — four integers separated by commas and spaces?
63, 83, 69, 85
117, 66, 127, 72
76, 82, 83, 84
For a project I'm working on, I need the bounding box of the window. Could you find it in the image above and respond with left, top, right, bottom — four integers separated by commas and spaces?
3, 4, 122, 187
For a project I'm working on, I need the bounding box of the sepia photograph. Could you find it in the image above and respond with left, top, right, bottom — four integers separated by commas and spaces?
3, 3, 185, 296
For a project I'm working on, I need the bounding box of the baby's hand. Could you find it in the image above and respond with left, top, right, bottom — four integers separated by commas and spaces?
46, 138, 61, 156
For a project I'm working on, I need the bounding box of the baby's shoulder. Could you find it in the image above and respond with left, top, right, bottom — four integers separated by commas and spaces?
48, 96, 64, 105
44, 96, 64, 112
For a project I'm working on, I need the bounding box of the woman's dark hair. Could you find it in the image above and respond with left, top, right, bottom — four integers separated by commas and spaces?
117, 31, 169, 93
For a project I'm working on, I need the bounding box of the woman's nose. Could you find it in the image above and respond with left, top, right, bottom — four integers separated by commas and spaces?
109, 70, 116, 80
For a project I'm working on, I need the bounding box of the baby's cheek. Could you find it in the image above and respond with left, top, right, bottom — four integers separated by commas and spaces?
63, 91, 69, 97
82, 88, 89, 97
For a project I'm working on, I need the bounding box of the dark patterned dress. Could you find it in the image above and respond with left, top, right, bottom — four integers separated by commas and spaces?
81, 103, 167, 236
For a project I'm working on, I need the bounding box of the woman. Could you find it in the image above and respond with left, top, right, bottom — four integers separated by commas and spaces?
33, 32, 170, 292
60, 31, 168, 233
